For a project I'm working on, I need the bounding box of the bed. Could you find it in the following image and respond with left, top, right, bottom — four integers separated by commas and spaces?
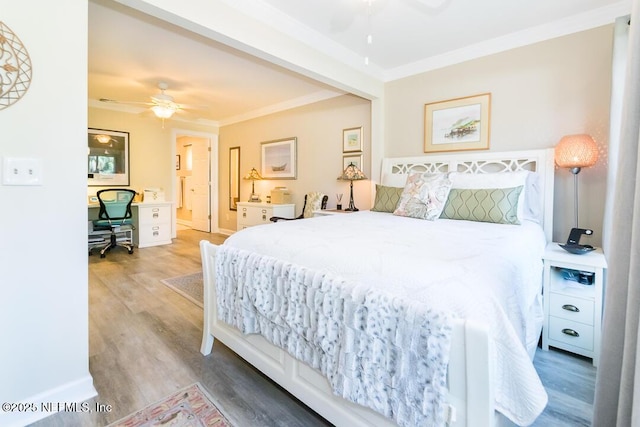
200, 148, 555, 427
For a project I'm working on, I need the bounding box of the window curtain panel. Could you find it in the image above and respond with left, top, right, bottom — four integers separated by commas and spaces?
592, 7, 640, 427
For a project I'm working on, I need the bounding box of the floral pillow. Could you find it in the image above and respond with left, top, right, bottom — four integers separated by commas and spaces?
393, 172, 452, 220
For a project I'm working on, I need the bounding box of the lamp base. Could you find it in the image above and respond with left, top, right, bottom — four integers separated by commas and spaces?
248, 194, 261, 202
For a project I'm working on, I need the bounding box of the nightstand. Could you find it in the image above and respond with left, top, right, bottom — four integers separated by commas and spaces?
542, 242, 607, 366
237, 202, 295, 230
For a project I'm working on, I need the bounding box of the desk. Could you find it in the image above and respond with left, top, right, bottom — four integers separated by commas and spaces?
89, 201, 173, 248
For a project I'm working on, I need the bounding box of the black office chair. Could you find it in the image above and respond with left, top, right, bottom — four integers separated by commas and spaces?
89, 189, 136, 258
270, 192, 328, 222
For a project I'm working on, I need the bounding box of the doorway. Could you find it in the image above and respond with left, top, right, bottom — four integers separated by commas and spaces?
174, 131, 219, 233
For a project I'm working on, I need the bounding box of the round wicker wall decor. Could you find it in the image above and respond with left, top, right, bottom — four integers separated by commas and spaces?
0, 21, 32, 110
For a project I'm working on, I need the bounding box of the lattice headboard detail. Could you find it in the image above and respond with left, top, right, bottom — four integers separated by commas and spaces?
380, 149, 555, 242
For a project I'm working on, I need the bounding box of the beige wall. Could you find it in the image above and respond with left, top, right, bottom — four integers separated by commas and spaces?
219, 94, 372, 231
384, 26, 613, 245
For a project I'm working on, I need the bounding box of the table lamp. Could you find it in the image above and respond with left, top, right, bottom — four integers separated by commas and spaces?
337, 163, 367, 211
555, 134, 599, 228
243, 167, 263, 202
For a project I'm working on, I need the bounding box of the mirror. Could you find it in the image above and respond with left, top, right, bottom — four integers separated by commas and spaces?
229, 146, 240, 210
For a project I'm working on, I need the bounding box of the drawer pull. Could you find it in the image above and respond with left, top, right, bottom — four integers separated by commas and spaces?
562, 304, 580, 312
243, 213, 246, 218
153, 213, 159, 219
262, 215, 266, 220
562, 328, 580, 337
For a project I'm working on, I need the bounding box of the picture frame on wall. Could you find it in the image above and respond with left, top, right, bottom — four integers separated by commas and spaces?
342, 126, 363, 153
343, 153, 363, 171
88, 128, 130, 186
261, 137, 297, 179
424, 93, 491, 153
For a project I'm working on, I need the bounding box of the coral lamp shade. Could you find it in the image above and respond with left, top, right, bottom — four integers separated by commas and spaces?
555, 134, 599, 169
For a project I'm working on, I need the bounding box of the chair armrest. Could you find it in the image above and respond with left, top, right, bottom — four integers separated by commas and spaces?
270, 215, 303, 222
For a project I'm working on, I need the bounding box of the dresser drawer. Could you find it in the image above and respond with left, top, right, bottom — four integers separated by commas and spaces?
548, 316, 594, 351
138, 223, 172, 246
239, 206, 272, 226
139, 205, 171, 225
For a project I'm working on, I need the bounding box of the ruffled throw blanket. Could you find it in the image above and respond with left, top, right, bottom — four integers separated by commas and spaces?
215, 245, 454, 426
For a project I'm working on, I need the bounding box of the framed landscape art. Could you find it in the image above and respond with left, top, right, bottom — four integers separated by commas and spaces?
424, 93, 491, 153
261, 137, 297, 179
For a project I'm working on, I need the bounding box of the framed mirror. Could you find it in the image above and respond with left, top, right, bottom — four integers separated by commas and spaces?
229, 146, 240, 210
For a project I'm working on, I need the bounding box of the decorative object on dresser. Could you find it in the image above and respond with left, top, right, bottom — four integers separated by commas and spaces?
342, 126, 363, 153
261, 137, 297, 179
337, 162, 367, 211
237, 201, 295, 230
542, 242, 607, 366
554, 134, 599, 228
242, 167, 263, 202
424, 93, 491, 153
270, 192, 327, 222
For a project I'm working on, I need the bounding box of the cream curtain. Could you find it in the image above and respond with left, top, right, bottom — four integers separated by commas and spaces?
592, 6, 640, 426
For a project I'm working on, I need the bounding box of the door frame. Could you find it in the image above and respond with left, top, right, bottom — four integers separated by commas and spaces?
171, 128, 219, 235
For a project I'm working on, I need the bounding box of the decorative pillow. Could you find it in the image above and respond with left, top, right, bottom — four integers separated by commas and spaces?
393, 172, 452, 220
440, 186, 524, 225
302, 192, 326, 218
449, 171, 531, 222
371, 185, 404, 213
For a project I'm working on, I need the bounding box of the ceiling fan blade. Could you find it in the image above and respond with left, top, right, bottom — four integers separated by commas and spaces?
99, 98, 154, 106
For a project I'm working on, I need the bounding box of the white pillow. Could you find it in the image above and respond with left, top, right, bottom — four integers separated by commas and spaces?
393, 172, 452, 221
381, 172, 408, 188
449, 171, 540, 223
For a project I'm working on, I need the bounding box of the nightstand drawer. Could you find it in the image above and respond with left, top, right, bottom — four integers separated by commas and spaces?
549, 293, 594, 325
240, 206, 272, 225
549, 316, 594, 351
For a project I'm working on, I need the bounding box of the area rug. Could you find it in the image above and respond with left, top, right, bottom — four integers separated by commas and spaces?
161, 272, 203, 308
108, 383, 232, 427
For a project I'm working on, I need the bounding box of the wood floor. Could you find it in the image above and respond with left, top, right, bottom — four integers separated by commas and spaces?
30, 229, 596, 427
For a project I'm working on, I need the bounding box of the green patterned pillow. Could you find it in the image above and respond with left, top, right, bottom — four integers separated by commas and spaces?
440, 186, 523, 225
371, 185, 403, 213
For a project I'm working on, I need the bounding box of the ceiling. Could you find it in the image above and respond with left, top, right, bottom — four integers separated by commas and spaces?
88, 0, 630, 126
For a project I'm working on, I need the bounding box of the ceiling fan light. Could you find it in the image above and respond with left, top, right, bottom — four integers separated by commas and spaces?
151, 105, 176, 119
95, 134, 111, 144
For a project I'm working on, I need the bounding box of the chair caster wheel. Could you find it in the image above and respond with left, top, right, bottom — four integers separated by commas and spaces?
128, 249, 134, 254
100, 253, 106, 258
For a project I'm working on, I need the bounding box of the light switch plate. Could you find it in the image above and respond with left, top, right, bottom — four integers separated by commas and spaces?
2, 157, 43, 186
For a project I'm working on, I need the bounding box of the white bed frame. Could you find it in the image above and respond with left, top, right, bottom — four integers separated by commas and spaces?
200, 148, 555, 427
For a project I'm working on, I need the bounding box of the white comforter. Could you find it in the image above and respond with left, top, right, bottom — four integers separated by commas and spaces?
223, 211, 548, 425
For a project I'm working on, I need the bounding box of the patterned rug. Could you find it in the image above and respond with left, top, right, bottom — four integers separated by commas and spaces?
161, 272, 203, 308
108, 383, 232, 426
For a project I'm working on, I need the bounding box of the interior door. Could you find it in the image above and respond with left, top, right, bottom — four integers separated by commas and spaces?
190, 139, 211, 232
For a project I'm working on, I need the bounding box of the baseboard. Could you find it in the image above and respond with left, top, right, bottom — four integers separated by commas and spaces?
1, 375, 97, 427
218, 228, 234, 236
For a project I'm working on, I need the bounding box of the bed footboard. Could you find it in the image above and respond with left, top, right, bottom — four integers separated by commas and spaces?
200, 240, 495, 427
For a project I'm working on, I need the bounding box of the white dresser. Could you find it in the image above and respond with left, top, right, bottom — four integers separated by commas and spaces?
137, 202, 173, 247
237, 202, 295, 230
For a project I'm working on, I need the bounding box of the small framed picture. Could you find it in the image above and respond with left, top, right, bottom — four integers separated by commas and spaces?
343, 154, 363, 171
176, 155, 181, 170
342, 126, 363, 153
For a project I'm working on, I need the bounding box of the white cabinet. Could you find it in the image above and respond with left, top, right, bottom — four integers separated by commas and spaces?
137, 203, 172, 248
542, 243, 607, 366
237, 202, 295, 230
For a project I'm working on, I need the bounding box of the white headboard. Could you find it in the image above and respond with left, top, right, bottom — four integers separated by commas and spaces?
380, 149, 555, 242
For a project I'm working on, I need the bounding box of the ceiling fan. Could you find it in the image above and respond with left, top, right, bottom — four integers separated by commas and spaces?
99, 81, 204, 125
